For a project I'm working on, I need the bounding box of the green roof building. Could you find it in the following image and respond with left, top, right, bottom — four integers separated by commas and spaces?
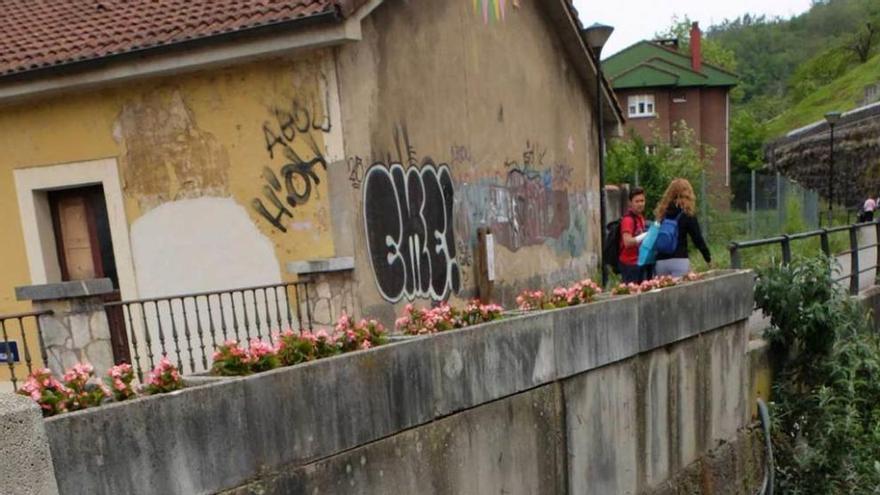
602, 23, 738, 205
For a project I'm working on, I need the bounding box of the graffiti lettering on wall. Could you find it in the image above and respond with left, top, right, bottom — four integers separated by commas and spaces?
252, 76, 332, 233
346, 156, 366, 189
455, 141, 578, 253
361, 128, 460, 302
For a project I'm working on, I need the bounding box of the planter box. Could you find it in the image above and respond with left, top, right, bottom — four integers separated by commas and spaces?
42, 270, 754, 495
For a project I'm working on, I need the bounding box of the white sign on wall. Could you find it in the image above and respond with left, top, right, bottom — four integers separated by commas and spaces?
486, 234, 496, 282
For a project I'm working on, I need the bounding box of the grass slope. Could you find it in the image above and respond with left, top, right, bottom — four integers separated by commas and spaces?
765, 51, 880, 138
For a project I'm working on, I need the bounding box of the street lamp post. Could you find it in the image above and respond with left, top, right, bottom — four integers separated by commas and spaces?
584, 22, 614, 286
825, 111, 841, 226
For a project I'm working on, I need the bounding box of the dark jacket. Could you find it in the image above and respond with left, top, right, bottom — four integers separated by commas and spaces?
656, 205, 711, 263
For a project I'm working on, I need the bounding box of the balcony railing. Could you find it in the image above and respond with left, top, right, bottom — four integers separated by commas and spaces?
105, 280, 315, 380
1, 310, 51, 391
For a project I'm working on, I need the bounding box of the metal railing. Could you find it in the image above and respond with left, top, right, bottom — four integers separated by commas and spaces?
1, 310, 51, 391
105, 280, 315, 380
729, 219, 880, 295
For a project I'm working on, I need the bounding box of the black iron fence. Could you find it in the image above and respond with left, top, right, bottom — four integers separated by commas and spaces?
729, 219, 880, 295
105, 280, 315, 380
1, 310, 51, 391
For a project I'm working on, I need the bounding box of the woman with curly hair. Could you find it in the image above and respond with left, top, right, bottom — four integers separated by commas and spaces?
653, 178, 711, 277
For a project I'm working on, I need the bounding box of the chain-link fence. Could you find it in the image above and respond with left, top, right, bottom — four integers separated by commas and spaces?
621, 169, 826, 245
705, 170, 821, 243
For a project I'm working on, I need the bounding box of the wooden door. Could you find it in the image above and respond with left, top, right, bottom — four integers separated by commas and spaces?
49, 186, 129, 364
52, 193, 101, 280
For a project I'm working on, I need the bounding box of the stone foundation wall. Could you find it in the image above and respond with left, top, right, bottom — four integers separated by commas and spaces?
37, 297, 114, 377
307, 270, 357, 328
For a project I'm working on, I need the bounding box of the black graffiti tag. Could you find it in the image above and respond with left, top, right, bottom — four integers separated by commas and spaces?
363, 161, 460, 302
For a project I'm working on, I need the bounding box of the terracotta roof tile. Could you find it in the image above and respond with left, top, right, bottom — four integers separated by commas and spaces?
0, 0, 350, 77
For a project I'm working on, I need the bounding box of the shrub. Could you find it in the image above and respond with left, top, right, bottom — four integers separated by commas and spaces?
248, 339, 281, 373
460, 300, 504, 326
516, 278, 604, 311
17, 368, 71, 417
756, 256, 880, 492
395, 303, 461, 335
335, 314, 388, 351
143, 357, 183, 394
395, 301, 502, 335
105, 363, 137, 402
211, 340, 253, 376
62, 362, 109, 411
276, 329, 340, 366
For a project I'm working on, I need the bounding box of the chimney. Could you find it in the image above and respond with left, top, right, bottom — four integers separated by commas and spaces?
690, 22, 702, 72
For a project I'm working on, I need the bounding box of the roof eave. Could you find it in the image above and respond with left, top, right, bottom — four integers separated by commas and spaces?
539, 0, 625, 128
0, 0, 384, 106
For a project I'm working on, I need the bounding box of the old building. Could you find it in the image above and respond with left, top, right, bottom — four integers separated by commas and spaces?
0, 0, 622, 386
602, 23, 737, 203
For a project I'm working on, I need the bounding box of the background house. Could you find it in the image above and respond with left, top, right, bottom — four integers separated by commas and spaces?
602, 23, 737, 206
0, 0, 621, 385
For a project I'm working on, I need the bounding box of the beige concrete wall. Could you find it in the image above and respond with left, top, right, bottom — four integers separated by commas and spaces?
336, 0, 601, 318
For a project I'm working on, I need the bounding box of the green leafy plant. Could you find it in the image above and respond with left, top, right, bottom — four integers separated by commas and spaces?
276, 330, 340, 366
606, 122, 713, 217
756, 256, 880, 493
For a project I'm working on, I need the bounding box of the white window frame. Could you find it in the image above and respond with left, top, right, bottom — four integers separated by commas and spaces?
13, 158, 138, 300
627, 94, 656, 118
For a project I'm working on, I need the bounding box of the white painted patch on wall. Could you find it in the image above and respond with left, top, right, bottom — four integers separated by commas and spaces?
131, 197, 281, 298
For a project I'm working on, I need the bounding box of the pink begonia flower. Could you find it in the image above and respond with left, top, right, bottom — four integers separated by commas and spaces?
30, 390, 41, 401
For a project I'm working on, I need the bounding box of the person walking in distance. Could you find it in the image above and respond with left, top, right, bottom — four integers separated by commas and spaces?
653, 179, 711, 277
618, 187, 649, 283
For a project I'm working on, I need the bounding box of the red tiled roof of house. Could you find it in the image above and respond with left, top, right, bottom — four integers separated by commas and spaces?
0, 0, 363, 77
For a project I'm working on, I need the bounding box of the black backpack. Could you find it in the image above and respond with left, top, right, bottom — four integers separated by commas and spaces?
603, 212, 635, 274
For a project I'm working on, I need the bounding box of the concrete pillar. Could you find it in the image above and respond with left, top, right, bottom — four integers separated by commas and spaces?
15, 279, 116, 377
0, 393, 60, 495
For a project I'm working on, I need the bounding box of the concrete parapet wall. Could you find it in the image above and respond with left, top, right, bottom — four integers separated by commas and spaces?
42, 270, 756, 495
0, 394, 59, 495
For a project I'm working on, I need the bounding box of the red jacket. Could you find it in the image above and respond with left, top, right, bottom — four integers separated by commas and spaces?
619, 210, 646, 266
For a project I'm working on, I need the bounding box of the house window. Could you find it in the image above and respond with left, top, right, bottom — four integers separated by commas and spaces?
645, 145, 658, 155
627, 94, 656, 118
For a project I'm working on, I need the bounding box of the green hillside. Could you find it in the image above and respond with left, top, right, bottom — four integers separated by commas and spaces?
765, 51, 880, 137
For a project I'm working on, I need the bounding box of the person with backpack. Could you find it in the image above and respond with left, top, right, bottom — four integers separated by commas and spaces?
653, 178, 711, 277
618, 187, 650, 283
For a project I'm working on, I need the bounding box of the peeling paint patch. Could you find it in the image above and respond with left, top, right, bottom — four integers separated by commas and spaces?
114, 88, 231, 212
130, 197, 281, 298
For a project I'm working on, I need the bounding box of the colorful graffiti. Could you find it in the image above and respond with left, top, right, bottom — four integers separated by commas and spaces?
361, 127, 460, 302
473, 0, 507, 24
455, 141, 578, 253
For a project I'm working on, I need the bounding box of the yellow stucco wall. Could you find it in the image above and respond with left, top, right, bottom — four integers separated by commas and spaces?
0, 50, 339, 383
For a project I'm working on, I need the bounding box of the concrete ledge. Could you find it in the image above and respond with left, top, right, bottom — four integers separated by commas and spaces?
639, 270, 754, 351
43, 270, 755, 495
0, 393, 60, 495
15, 278, 114, 302
286, 256, 355, 275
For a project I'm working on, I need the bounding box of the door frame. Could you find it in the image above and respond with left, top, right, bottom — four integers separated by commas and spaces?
13, 158, 138, 300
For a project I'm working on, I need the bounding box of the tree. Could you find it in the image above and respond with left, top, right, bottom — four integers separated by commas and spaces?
654, 16, 738, 73
847, 20, 880, 62
729, 110, 768, 171
606, 121, 713, 215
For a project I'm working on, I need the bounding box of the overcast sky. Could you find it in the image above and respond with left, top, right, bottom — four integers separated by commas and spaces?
572, 0, 814, 57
